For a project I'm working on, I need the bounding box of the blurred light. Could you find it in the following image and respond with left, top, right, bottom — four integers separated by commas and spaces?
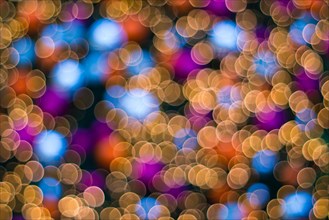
11, 37, 35, 66
173, 128, 197, 149
290, 13, 316, 45
137, 197, 160, 219
52, 59, 84, 92
38, 177, 62, 200
82, 52, 108, 83
105, 87, 159, 121
217, 86, 241, 108
41, 21, 85, 46
61, 21, 85, 43
172, 48, 202, 77
1, 0, 328, 217
34, 130, 67, 164
252, 150, 278, 174
105, 85, 126, 99
88, 18, 125, 50
36, 87, 69, 116
135, 161, 164, 184
163, 29, 186, 49
253, 50, 279, 78
295, 107, 316, 127
127, 50, 154, 75
211, 20, 240, 50
218, 202, 245, 220
283, 191, 313, 219
247, 183, 270, 208
120, 89, 159, 120
41, 24, 64, 46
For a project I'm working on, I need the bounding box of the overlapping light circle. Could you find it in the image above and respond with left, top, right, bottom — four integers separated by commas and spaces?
0, 0, 328, 220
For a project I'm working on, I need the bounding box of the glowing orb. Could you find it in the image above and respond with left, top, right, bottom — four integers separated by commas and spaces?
247, 183, 270, 208
252, 150, 278, 174
39, 177, 62, 200
52, 59, 84, 92
11, 37, 35, 66
88, 18, 125, 50
34, 130, 67, 164
283, 191, 313, 219
136, 197, 160, 219
211, 20, 239, 51
105, 87, 159, 121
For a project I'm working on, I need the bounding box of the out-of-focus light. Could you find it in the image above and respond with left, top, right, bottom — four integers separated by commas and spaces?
11, 37, 35, 66
253, 50, 279, 78
127, 50, 154, 75
41, 24, 61, 43
105, 85, 126, 99
211, 20, 239, 51
217, 85, 241, 108
52, 59, 84, 92
163, 29, 186, 50
134, 161, 164, 185
218, 202, 245, 220
172, 48, 202, 77
82, 52, 108, 83
173, 128, 197, 149
283, 191, 313, 219
120, 89, 159, 120
34, 130, 67, 164
137, 197, 160, 219
88, 18, 125, 51
295, 107, 316, 127
41, 21, 85, 46
61, 21, 85, 43
290, 13, 316, 45
38, 177, 62, 200
252, 150, 278, 174
36, 87, 69, 116
105, 87, 159, 121
247, 183, 270, 208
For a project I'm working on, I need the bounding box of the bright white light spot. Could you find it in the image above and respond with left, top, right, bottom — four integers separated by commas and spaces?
89, 19, 125, 50
211, 20, 239, 50
52, 59, 83, 91
34, 130, 67, 164
120, 89, 159, 120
